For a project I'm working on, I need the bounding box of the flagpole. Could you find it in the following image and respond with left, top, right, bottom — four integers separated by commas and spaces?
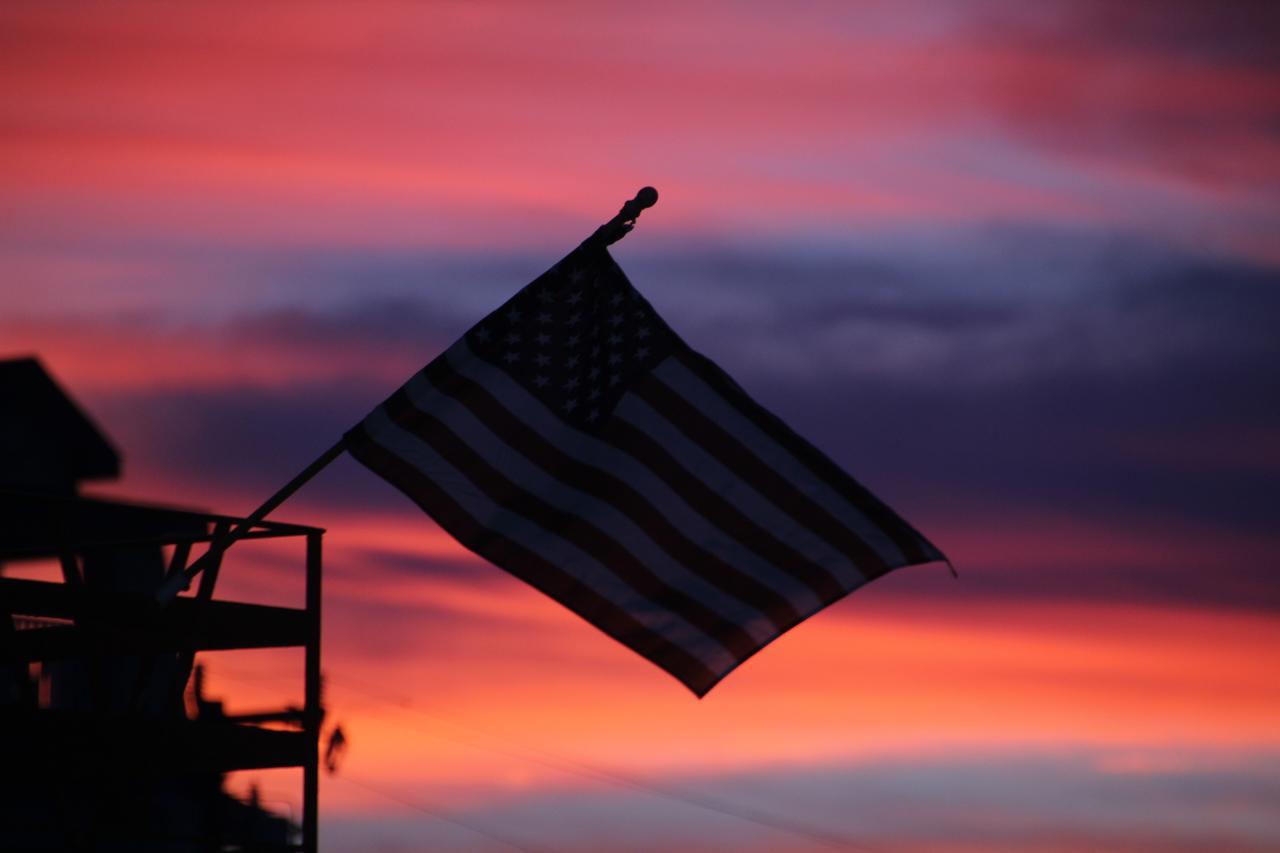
154, 439, 346, 604
155, 186, 659, 606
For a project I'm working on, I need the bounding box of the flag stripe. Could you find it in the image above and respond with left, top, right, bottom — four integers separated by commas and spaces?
399, 370, 778, 645
421, 356, 803, 634
344, 424, 719, 695
675, 348, 940, 565
600, 416, 847, 604
379, 387, 763, 663
360, 406, 733, 675
654, 358, 911, 567
630, 376, 889, 580
612, 396, 871, 591
445, 342, 826, 615
361, 406, 707, 654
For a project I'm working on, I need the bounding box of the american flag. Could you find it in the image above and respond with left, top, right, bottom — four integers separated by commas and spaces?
345, 242, 946, 696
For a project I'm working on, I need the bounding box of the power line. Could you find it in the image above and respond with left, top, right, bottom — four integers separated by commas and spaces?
332, 673, 875, 852
333, 774, 555, 853
203, 668, 554, 853
210, 666, 876, 851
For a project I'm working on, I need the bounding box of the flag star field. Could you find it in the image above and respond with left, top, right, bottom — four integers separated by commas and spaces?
467, 247, 673, 430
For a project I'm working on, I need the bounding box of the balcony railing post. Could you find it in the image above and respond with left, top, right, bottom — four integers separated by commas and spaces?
302, 530, 323, 853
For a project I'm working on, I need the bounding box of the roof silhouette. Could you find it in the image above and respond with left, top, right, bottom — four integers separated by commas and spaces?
0, 356, 120, 491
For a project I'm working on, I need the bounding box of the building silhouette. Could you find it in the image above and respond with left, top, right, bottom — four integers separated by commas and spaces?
1, 357, 323, 852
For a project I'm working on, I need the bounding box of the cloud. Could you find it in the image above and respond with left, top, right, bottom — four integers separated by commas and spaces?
320, 746, 1280, 852
630, 228, 1280, 386
4, 0, 1277, 263
6, 228, 1268, 616
967, 1, 1280, 71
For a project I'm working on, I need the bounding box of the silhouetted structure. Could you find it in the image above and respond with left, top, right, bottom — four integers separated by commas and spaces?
0, 357, 323, 852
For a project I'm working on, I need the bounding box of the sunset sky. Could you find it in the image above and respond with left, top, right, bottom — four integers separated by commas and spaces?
4, 1, 1280, 850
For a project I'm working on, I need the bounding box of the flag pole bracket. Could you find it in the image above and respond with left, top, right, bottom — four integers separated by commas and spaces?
154, 439, 346, 606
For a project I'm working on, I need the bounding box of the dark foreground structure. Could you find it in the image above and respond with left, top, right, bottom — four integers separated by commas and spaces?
0, 357, 323, 852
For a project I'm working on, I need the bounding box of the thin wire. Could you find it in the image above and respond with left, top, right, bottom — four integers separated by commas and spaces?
334, 774, 554, 853
333, 673, 876, 852
211, 667, 875, 851
201, 669, 553, 853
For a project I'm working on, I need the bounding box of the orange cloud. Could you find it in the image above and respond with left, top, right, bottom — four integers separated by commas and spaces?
190, 516, 1280, 810
4, 0, 1277, 257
